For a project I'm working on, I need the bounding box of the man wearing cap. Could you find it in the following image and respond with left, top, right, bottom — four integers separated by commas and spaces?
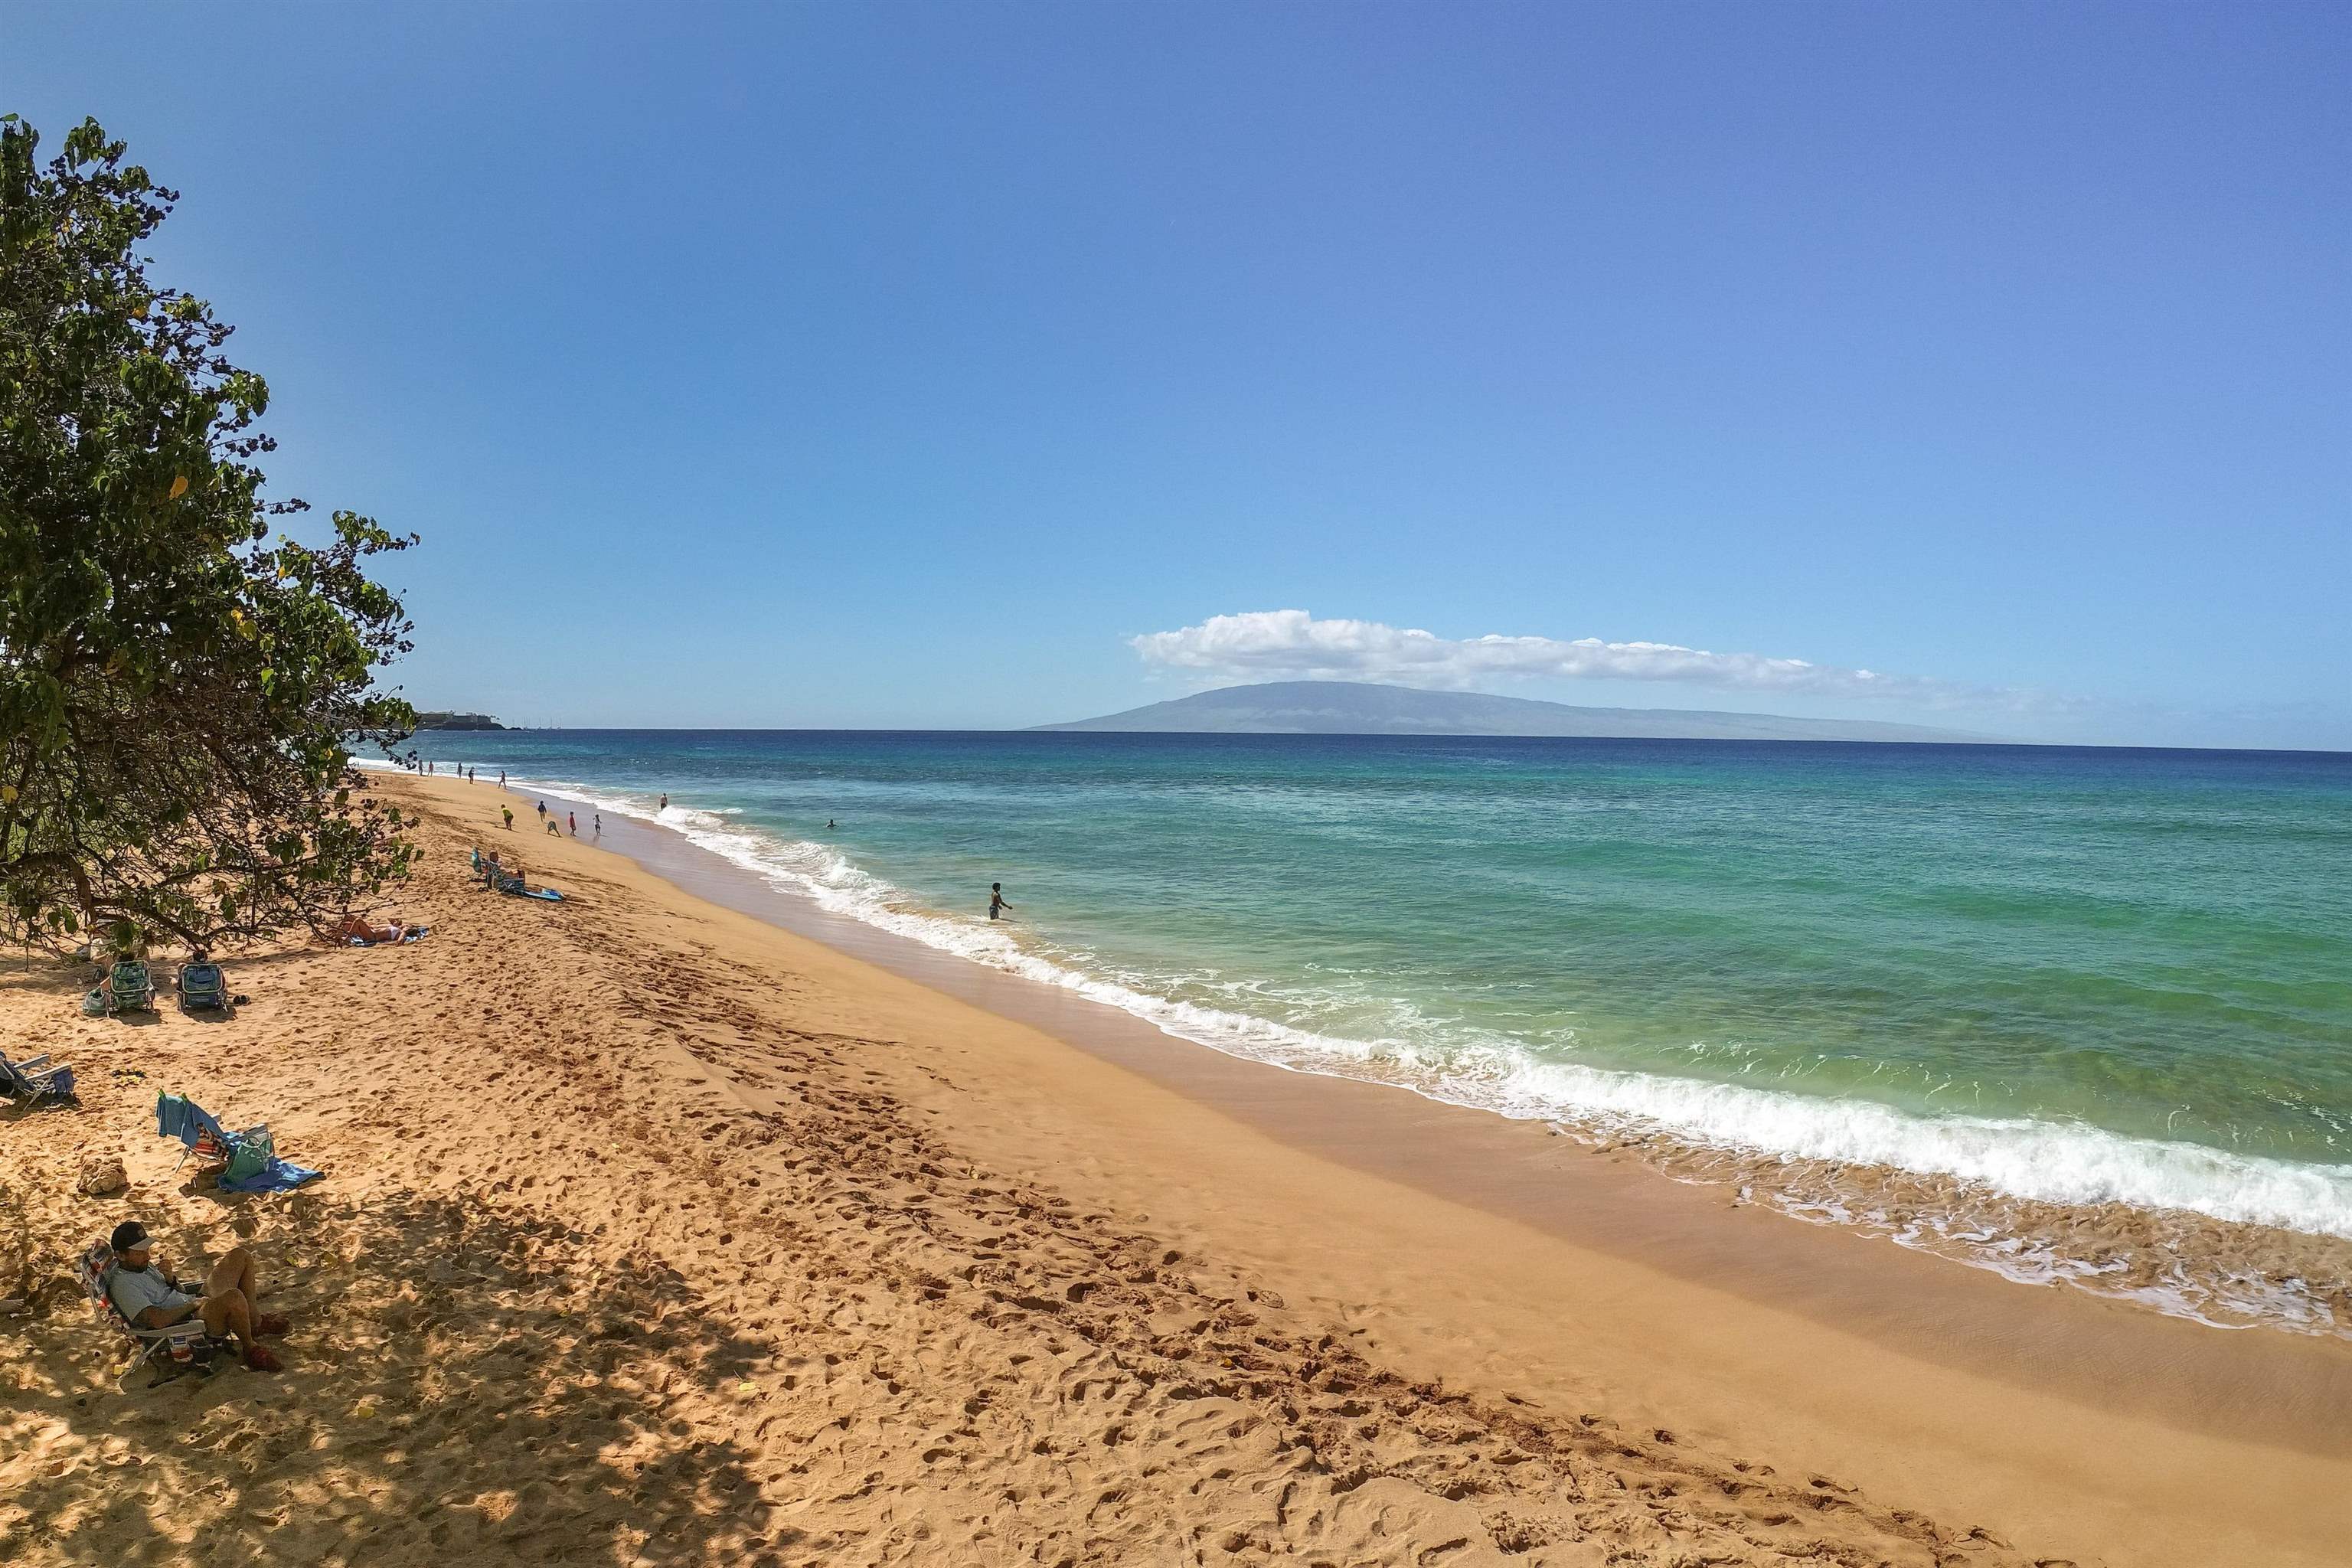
106, 1221, 286, 1372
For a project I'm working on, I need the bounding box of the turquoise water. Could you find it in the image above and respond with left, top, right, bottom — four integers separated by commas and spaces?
401, 732, 2352, 1319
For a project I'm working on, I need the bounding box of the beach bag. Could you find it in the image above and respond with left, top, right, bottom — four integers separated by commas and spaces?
77, 1153, 127, 1196
81, 988, 106, 1017
221, 1127, 276, 1186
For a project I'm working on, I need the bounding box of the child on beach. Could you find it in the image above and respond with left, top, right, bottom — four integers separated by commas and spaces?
546, 816, 560, 835
567, 811, 577, 836
989, 883, 1011, 920
593, 814, 602, 835
501, 805, 514, 830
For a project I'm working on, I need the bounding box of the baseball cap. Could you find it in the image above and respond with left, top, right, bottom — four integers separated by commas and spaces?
109, 1220, 151, 1253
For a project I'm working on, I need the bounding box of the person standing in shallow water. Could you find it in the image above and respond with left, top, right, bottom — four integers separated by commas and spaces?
988, 883, 1011, 921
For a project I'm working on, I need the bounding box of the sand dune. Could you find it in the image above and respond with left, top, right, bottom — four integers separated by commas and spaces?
0, 774, 2301, 1565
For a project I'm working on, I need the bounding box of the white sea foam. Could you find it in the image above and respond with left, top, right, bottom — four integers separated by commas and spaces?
471, 771, 2352, 1260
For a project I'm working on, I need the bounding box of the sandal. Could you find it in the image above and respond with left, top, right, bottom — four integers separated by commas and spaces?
243, 1344, 284, 1373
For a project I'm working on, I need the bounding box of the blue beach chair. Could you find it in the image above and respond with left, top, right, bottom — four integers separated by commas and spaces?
155, 1092, 321, 1191
0, 1048, 76, 1104
176, 962, 228, 1011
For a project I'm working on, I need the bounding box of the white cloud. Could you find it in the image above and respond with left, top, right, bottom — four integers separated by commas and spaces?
1131, 610, 2018, 707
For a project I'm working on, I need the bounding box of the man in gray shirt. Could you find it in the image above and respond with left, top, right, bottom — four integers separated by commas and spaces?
105, 1220, 286, 1372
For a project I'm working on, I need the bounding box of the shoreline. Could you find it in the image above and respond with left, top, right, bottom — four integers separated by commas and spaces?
472, 764, 2352, 1336
405, 772, 2352, 1563
433, 756, 2352, 1343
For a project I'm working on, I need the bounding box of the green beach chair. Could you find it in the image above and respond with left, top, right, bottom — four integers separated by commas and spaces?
106, 960, 155, 1014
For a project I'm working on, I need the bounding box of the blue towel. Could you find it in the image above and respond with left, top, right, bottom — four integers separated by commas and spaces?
156, 1091, 201, 1145
215, 1157, 323, 1194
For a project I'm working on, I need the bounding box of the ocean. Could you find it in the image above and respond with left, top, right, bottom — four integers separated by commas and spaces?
393, 730, 2352, 1334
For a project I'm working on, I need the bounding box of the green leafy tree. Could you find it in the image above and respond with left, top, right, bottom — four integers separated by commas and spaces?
0, 114, 420, 953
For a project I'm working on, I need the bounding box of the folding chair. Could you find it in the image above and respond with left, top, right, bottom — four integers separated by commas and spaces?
74, 1240, 227, 1388
0, 1049, 75, 1105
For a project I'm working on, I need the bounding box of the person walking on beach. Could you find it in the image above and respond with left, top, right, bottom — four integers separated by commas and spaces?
536, 800, 547, 825
988, 882, 1011, 921
501, 805, 514, 831
498, 769, 506, 788
593, 813, 602, 836
567, 811, 577, 837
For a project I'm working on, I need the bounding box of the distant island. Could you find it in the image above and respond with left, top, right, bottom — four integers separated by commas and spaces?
1034, 681, 2001, 743
413, 711, 508, 731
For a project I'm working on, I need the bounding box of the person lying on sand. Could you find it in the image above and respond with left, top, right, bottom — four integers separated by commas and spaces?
328, 914, 414, 945
106, 1220, 286, 1372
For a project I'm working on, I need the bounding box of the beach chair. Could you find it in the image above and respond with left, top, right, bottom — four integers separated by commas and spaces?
175, 962, 227, 1011
155, 1093, 275, 1184
106, 959, 155, 1014
75, 1240, 227, 1388
0, 1048, 77, 1104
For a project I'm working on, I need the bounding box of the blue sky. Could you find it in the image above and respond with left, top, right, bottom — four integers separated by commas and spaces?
8, 3, 2346, 744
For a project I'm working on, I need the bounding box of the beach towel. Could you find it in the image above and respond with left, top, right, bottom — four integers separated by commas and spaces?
214, 1156, 324, 1194
155, 1091, 201, 1145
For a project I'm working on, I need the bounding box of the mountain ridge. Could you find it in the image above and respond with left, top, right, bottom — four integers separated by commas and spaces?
1032, 681, 2001, 743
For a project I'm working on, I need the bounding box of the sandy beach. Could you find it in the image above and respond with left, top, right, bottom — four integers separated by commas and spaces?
4, 770, 2347, 1567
